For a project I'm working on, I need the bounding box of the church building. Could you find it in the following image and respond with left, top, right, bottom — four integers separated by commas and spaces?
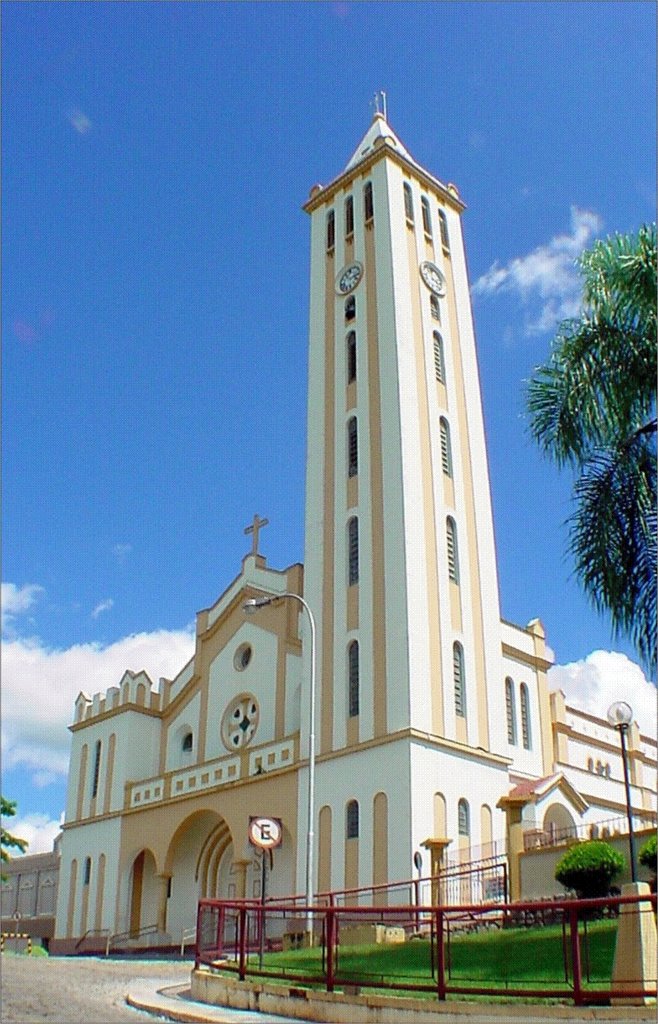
51, 112, 657, 953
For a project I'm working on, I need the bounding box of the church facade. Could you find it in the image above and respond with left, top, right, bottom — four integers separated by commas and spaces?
51, 114, 657, 953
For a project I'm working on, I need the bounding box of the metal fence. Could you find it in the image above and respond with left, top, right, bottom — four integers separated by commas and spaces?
195, 891, 656, 1006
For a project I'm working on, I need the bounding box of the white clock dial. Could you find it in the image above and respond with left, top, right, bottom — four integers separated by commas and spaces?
419, 260, 446, 297
336, 262, 363, 295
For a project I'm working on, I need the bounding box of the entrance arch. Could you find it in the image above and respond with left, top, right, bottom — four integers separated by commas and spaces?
164, 810, 236, 938
543, 802, 577, 842
129, 848, 158, 937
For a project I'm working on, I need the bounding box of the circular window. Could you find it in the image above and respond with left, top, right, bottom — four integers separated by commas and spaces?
221, 693, 259, 751
234, 643, 252, 671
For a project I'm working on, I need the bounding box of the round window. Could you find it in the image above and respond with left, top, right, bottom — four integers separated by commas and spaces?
234, 643, 252, 671
221, 693, 259, 751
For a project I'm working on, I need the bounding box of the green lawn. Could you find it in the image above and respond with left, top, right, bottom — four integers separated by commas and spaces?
244, 919, 618, 996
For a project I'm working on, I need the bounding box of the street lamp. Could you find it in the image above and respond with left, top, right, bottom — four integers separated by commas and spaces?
606, 701, 638, 883
244, 592, 317, 941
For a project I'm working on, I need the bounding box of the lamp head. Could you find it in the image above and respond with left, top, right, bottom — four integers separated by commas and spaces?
243, 596, 275, 614
607, 701, 633, 729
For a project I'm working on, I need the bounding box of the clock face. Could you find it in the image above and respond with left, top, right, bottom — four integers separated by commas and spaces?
419, 260, 446, 297
336, 262, 363, 295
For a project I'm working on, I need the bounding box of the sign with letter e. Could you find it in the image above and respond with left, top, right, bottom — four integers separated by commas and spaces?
248, 816, 283, 850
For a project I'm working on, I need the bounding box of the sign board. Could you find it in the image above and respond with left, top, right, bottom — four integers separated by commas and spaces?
248, 816, 283, 850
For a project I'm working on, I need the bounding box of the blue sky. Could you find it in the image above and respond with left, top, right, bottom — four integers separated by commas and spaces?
2, 1, 656, 852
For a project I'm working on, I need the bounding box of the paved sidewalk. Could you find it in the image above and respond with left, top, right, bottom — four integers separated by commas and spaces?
127, 982, 302, 1023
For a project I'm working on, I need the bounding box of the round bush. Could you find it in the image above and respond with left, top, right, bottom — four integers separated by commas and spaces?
555, 840, 626, 899
639, 834, 657, 874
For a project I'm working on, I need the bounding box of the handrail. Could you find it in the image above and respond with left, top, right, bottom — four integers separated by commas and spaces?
180, 925, 197, 956
107, 922, 159, 952
74, 927, 110, 955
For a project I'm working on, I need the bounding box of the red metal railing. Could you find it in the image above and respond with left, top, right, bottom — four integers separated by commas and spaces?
195, 891, 656, 1006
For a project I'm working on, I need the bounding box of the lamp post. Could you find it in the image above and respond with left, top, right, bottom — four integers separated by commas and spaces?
244, 592, 317, 941
606, 701, 638, 883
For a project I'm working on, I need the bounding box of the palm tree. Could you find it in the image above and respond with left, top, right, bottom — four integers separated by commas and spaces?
527, 224, 656, 673
1, 797, 28, 880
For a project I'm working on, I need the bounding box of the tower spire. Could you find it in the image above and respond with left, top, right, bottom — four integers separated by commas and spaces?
371, 90, 388, 120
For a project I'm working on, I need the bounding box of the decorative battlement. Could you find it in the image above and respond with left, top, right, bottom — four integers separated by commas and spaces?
73, 669, 162, 725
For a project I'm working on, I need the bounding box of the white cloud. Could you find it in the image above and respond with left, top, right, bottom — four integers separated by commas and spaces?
91, 597, 114, 619
4, 813, 63, 856
112, 543, 132, 558
1, 582, 45, 633
67, 109, 91, 134
472, 206, 603, 335
549, 650, 657, 738
1, 628, 196, 784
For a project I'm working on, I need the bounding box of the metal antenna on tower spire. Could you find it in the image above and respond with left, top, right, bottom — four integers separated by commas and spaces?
380, 90, 387, 120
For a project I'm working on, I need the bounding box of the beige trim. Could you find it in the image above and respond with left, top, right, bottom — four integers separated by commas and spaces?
449, 579, 463, 633
344, 833, 358, 892
103, 733, 116, 815
347, 472, 358, 510
318, 805, 332, 894
364, 225, 387, 738
443, 256, 490, 750
94, 853, 106, 932
79, 860, 90, 937
405, 224, 444, 737
501, 642, 552, 673
346, 711, 359, 747
346, 582, 359, 632
372, 792, 388, 906
308, 724, 512, 768
76, 744, 88, 821
321, 252, 337, 755
66, 859, 78, 938
71, 702, 161, 732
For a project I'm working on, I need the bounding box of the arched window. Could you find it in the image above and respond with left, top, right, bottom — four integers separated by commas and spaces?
345, 195, 354, 237
433, 331, 445, 381
438, 209, 450, 251
421, 196, 432, 236
446, 517, 459, 583
348, 640, 359, 717
520, 683, 532, 749
458, 799, 470, 837
439, 417, 452, 477
326, 209, 335, 251
505, 677, 517, 745
83, 857, 92, 886
430, 295, 441, 322
348, 517, 359, 585
182, 731, 193, 752
403, 182, 414, 223
345, 295, 356, 322
91, 740, 102, 798
346, 331, 357, 383
453, 642, 466, 718
346, 799, 359, 839
347, 417, 358, 477
364, 181, 374, 223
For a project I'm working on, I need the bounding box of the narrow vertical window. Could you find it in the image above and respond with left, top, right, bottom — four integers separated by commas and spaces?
348, 517, 359, 585
505, 678, 517, 745
458, 799, 470, 837
403, 182, 414, 223
91, 740, 102, 798
430, 295, 441, 322
182, 731, 193, 752
453, 642, 466, 718
364, 181, 374, 223
440, 418, 452, 477
446, 517, 459, 583
326, 209, 335, 251
520, 684, 532, 749
345, 295, 356, 322
345, 195, 354, 237
421, 196, 432, 236
438, 209, 450, 251
347, 331, 357, 383
346, 799, 359, 838
83, 857, 92, 885
433, 332, 445, 381
348, 641, 360, 717
347, 417, 358, 477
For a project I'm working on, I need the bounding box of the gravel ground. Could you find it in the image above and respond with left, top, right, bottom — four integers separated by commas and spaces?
1, 955, 192, 1023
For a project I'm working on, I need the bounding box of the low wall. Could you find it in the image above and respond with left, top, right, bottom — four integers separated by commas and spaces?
520, 827, 654, 899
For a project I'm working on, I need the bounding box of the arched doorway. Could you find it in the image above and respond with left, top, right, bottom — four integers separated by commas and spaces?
129, 848, 158, 937
543, 803, 577, 843
164, 810, 236, 941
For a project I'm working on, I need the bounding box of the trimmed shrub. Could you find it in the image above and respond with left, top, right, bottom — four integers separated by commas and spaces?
638, 834, 657, 874
555, 840, 625, 899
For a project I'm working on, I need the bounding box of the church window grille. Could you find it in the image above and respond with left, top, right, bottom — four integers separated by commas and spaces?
440, 417, 452, 477
364, 181, 374, 223
433, 332, 445, 380
446, 517, 459, 583
326, 210, 335, 251
430, 295, 441, 322
347, 331, 357, 383
83, 857, 92, 885
345, 196, 354, 237
403, 182, 414, 223
348, 641, 360, 717
439, 209, 450, 251
520, 683, 532, 749
453, 642, 466, 718
182, 731, 193, 752
91, 740, 102, 798
348, 517, 359, 585
346, 799, 359, 839
348, 417, 358, 477
345, 295, 356, 322
505, 677, 517, 744
421, 196, 432, 236
458, 799, 470, 837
